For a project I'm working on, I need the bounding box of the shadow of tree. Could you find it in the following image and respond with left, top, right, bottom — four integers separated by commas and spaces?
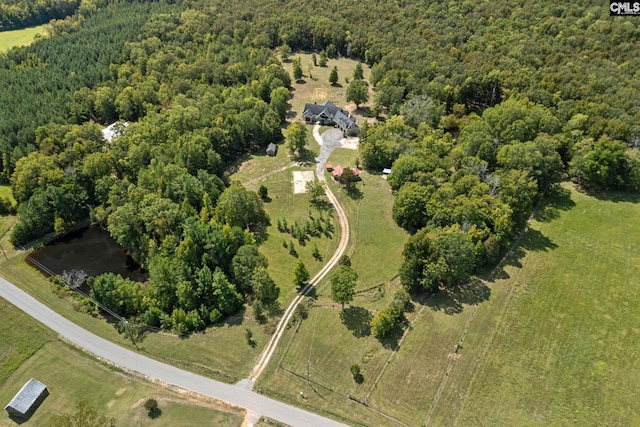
295, 148, 319, 165
310, 199, 335, 212
535, 186, 576, 223
221, 306, 246, 327
300, 284, 317, 299
267, 301, 283, 318
583, 187, 640, 203
148, 408, 162, 419
501, 227, 558, 271
378, 325, 403, 349
353, 106, 371, 117
340, 306, 372, 337
427, 280, 491, 315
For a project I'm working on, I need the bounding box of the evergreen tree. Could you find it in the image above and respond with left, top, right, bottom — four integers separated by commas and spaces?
329, 66, 339, 85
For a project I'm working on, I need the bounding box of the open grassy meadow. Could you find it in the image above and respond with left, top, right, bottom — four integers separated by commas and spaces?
0, 299, 243, 427
0, 25, 47, 52
256, 183, 640, 426
436, 185, 640, 426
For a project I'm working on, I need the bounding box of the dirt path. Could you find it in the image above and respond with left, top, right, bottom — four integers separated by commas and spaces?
248, 125, 350, 386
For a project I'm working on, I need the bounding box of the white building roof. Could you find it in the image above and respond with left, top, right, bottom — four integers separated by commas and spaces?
5, 378, 47, 416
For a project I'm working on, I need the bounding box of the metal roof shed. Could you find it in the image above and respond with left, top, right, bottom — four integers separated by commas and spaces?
5, 378, 48, 418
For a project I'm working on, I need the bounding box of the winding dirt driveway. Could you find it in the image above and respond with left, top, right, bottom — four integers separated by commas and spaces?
248, 123, 350, 382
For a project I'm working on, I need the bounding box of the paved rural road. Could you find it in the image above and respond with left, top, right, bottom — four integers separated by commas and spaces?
0, 276, 348, 427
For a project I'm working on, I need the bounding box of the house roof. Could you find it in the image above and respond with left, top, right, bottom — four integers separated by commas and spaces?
331, 165, 359, 177
334, 110, 358, 131
5, 378, 47, 416
302, 101, 341, 118
101, 121, 129, 143
266, 143, 277, 151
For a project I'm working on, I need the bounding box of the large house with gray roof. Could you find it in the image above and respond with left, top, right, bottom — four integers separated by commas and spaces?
302, 101, 359, 136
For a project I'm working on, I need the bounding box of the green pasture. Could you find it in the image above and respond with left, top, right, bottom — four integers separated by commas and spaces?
440, 185, 640, 426
242, 167, 340, 304
0, 25, 46, 52
0, 299, 243, 427
255, 158, 411, 426
324, 149, 407, 290
257, 183, 640, 426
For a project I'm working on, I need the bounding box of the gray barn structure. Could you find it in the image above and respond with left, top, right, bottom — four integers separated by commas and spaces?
5, 378, 48, 418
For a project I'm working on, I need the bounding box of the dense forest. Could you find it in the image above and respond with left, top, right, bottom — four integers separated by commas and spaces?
2, 0, 639, 329
0, 0, 79, 31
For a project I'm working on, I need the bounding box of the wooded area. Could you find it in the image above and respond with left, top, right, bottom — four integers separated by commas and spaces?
2, 0, 639, 330
0, 0, 79, 31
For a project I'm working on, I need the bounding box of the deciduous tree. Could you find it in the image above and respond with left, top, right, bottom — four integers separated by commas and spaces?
330, 265, 357, 310
293, 260, 310, 289
214, 184, 268, 231
285, 122, 307, 157
346, 78, 369, 109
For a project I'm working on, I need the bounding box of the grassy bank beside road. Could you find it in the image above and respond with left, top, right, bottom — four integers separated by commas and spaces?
0, 298, 244, 427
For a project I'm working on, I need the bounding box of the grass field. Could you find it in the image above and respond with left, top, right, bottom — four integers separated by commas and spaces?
0, 25, 47, 52
0, 299, 243, 427
255, 183, 640, 426
254, 164, 411, 426
437, 185, 640, 426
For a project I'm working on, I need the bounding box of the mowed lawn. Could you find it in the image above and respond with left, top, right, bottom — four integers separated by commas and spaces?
255, 161, 410, 426
433, 184, 640, 426
0, 25, 47, 52
0, 299, 243, 427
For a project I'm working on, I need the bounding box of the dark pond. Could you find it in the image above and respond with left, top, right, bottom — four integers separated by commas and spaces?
26, 225, 147, 282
